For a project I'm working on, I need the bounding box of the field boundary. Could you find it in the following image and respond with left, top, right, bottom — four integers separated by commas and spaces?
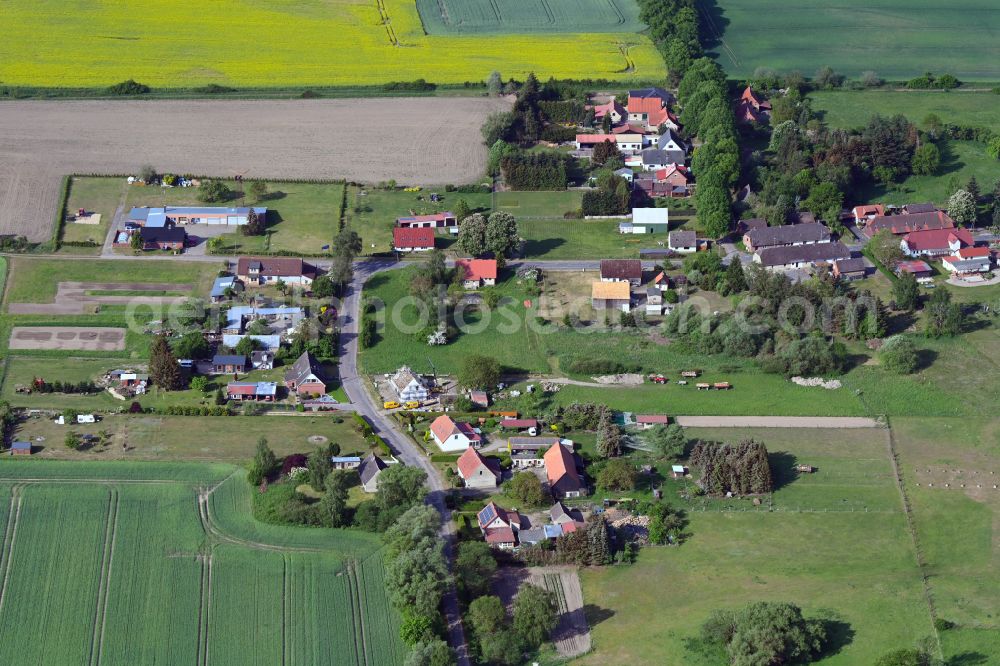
884, 422, 943, 659
195, 553, 213, 666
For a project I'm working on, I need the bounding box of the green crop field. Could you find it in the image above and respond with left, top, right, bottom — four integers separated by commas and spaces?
416, 0, 643, 34
0, 461, 402, 665
810, 90, 1000, 132
0, 0, 663, 88
708, 1, 1000, 81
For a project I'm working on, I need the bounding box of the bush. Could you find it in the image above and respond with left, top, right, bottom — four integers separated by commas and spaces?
106, 79, 150, 95
880, 335, 919, 374
194, 84, 237, 94
565, 357, 641, 375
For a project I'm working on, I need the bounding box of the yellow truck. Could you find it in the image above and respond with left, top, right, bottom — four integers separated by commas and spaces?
382, 401, 400, 410
404, 401, 420, 410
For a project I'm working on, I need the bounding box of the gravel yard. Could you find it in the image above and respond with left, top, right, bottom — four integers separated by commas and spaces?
0, 97, 508, 241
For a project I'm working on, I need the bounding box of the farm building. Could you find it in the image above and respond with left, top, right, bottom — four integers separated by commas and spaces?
626, 208, 670, 234
499, 418, 538, 432
358, 454, 387, 492
284, 351, 326, 397
393, 226, 435, 252
866, 210, 954, 235
430, 415, 481, 452
754, 242, 852, 271
941, 247, 992, 276
223, 305, 304, 336
508, 437, 563, 468
396, 212, 456, 229
743, 223, 831, 253
636, 415, 669, 429
851, 204, 885, 225
128, 206, 266, 227
210, 275, 240, 302
895, 260, 934, 279
222, 334, 281, 352
456, 447, 500, 489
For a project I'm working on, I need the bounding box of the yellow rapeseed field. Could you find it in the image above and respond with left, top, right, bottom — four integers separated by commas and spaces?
0, 0, 664, 87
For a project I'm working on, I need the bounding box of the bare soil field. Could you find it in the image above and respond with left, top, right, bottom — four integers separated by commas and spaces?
7, 281, 193, 314
9, 326, 125, 351
0, 97, 508, 241
495, 565, 591, 658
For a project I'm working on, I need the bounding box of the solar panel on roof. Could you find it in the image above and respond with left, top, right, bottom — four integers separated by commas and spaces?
478, 504, 497, 524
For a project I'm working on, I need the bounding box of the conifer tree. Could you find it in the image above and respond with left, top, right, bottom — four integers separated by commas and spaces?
149, 333, 183, 390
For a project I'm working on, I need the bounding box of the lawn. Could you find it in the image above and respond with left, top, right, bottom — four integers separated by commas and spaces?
0, 462, 402, 665
343, 185, 492, 255
3, 257, 218, 305
521, 218, 641, 259
0, 0, 663, 87
358, 266, 552, 374
495, 190, 584, 218
11, 413, 372, 463
415, 0, 644, 34
811, 90, 1000, 132
124, 179, 345, 255
577, 424, 933, 665
59, 176, 125, 253
709, 0, 1000, 81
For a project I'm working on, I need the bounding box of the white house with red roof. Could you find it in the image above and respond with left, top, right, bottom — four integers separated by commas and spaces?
900, 227, 973, 257
456, 447, 500, 489
635, 414, 670, 430
393, 226, 435, 252
430, 414, 481, 452
455, 259, 497, 289
477, 501, 522, 550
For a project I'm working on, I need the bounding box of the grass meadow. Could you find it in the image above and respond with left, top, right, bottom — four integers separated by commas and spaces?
59, 176, 125, 252
0, 462, 402, 665
709, 0, 1000, 81
810, 90, 1000, 132
576, 426, 936, 664
0, 0, 663, 88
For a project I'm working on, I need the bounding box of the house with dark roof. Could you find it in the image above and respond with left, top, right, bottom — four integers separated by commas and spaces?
507, 437, 563, 468
359, 453, 388, 493
237, 257, 315, 286
754, 242, 852, 271
250, 350, 274, 370
668, 230, 697, 254
550, 501, 582, 525
393, 226, 435, 252
743, 223, 832, 253
600, 259, 642, 285
284, 351, 326, 397
211, 354, 248, 374
638, 147, 685, 171
456, 447, 500, 489
10, 441, 31, 456
832, 258, 867, 281
544, 441, 585, 499
138, 226, 186, 251
903, 203, 938, 215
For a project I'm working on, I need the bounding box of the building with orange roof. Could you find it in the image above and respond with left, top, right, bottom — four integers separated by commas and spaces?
456, 447, 499, 489
430, 414, 481, 452
455, 259, 497, 289
543, 441, 585, 499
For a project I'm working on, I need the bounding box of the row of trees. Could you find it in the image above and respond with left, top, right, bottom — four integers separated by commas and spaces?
456, 211, 520, 262
635, 0, 703, 83
682, 59, 741, 238
499, 152, 568, 190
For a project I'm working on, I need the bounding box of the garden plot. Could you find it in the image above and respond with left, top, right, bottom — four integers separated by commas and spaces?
495, 566, 591, 658
7, 281, 193, 315
9, 326, 125, 351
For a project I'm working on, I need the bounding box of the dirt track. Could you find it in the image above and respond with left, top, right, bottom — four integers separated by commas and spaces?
7, 281, 194, 314
0, 97, 509, 241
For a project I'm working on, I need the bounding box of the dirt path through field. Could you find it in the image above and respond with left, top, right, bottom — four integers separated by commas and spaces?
0, 97, 509, 241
